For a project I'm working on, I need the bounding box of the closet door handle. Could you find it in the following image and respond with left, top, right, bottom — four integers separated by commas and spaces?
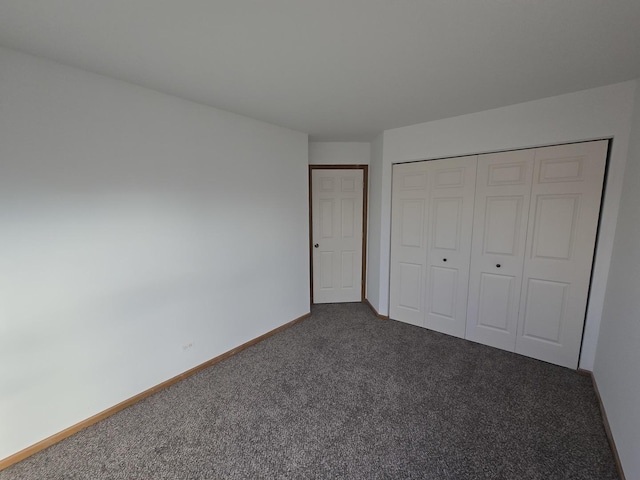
443, 258, 447, 262
496, 264, 501, 268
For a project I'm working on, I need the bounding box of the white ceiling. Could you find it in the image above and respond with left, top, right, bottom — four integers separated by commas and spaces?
1, 1, 639, 141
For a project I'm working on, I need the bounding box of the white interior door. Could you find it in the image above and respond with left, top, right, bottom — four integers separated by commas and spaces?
312, 169, 363, 303
515, 140, 608, 368
466, 149, 534, 351
423, 156, 477, 338
389, 162, 430, 326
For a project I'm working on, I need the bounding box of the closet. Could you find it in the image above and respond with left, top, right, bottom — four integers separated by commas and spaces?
389, 140, 608, 369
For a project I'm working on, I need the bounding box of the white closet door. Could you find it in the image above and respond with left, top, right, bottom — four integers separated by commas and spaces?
389, 162, 430, 326
423, 156, 477, 338
515, 140, 608, 368
466, 149, 534, 351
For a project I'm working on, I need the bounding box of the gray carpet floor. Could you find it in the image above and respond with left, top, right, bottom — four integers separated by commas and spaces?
1, 303, 619, 479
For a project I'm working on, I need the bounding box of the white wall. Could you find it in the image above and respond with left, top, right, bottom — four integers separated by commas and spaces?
366, 134, 384, 310
370, 81, 637, 370
0, 47, 310, 460
309, 142, 370, 165
594, 79, 640, 480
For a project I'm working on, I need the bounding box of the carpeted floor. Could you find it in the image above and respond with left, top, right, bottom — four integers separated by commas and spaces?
1, 303, 619, 479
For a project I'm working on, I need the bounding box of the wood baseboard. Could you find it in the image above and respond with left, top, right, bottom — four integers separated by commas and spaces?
0, 312, 311, 471
578, 369, 626, 480
364, 298, 389, 320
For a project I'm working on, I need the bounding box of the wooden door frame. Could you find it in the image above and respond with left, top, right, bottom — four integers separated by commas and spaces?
309, 165, 368, 304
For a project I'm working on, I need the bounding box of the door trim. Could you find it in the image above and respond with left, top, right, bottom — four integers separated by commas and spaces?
309, 165, 368, 304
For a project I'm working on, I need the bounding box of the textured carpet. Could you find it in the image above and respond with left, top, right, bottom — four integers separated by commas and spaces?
1, 303, 619, 479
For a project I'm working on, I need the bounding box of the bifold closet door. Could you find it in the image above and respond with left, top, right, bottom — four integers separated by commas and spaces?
389, 162, 430, 326
390, 140, 607, 369
515, 140, 608, 368
389, 157, 476, 336
465, 150, 534, 351
466, 140, 607, 368
423, 157, 477, 338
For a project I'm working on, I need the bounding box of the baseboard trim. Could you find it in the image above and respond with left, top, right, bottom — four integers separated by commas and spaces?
0, 312, 311, 471
578, 368, 626, 480
364, 299, 389, 320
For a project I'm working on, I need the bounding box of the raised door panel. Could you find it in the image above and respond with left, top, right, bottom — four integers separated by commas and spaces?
341, 251, 355, 288
341, 199, 356, 239
520, 279, 568, 343
428, 266, 457, 318
483, 196, 524, 256
476, 273, 516, 332
400, 200, 425, 248
319, 199, 334, 238
424, 156, 477, 338
466, 149, 534, 351
516, 140, 608, 368
530, 195, 579, 260
431, 198, 462, 251
398, 262, 423, 312
312, 169, 363, 303
389, 162, 430, 326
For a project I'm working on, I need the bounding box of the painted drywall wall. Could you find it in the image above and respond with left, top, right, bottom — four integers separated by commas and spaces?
369, 81, 636, 370
366, 135, 383, 310
594, 79, 640, 480
0, 46, 309, 460
308, 142, 370, 165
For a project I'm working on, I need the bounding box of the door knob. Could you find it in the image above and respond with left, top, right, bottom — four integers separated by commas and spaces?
496, 264, 501, 268
314, 243, 319, 248
443, 258, 447, 262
